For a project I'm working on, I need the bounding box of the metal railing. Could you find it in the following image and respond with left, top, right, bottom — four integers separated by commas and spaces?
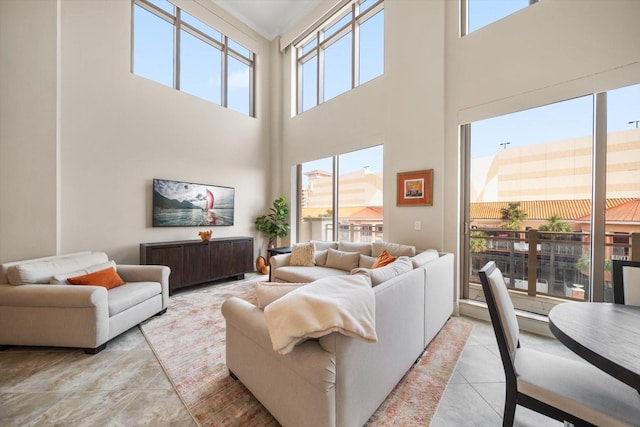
469, 228, 640, 302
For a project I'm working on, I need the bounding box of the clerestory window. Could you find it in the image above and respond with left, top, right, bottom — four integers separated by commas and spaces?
132, 0, 255, 117
295, 0, 384, 114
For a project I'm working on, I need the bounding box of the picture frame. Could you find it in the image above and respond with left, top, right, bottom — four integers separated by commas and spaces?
397, 169, 433, 206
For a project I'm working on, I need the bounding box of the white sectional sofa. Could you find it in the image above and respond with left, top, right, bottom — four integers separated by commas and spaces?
0, 251, 170, 354
222, 241, 454, 427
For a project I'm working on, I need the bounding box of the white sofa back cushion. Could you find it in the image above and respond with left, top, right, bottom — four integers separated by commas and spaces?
49, 260, 117, 284
7, 252, 109, 285
372, 242, 416, 257
338, 241, 372, 256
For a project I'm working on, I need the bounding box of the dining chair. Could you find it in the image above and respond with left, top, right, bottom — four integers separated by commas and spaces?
612, 259, 640, 305
479, 261, 640, 427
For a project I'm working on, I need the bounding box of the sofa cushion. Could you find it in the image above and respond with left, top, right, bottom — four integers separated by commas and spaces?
411, 249, 439, 268
50, 261, 117, 284
7, 252, 109, 285
315, 250, 329, 266
338, 242, 372, 256
371, 250, 397, 269
108, 281, 161, 316
255, 282, 306, 308
290, 242, 315, 267
67, 267, 126, 290
351, 256, 413, 286
359, 254, 376, 269
312, 240, 338, 251
274, 266, 347, 283
326, 249, 360, 271
371, 242, 416, 257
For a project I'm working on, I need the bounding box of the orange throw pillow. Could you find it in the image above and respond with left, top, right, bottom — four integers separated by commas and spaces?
67, 267, 125, 289
372, 250, 396, 269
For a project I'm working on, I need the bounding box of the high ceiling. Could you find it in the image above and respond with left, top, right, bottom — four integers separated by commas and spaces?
210, 0, 323, 41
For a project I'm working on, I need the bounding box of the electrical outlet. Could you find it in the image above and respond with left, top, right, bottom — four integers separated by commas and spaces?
414, 221, 421, 230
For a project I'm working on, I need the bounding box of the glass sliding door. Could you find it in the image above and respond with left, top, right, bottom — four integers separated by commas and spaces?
603, 84, 640, 302
465, 96, 594, 313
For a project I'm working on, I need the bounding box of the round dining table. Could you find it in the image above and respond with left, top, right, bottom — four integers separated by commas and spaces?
548, 302, 640, 392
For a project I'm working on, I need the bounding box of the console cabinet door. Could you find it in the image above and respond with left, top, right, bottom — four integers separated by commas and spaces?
232, 239, 254, 275
209, 240, 234, 280
141, 244, 183, 290
182, 242, 210, 285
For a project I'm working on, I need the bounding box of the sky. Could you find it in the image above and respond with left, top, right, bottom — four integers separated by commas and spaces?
471, 84, 640, 159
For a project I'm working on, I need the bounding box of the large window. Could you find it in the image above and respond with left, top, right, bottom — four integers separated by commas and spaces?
132, 0, 255, 116
463, 83, 640, 314
298, 145, 383, 243
296, 0, 384, 114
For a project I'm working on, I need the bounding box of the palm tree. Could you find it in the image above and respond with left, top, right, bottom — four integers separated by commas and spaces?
500, 202, 527, 230
539, 214, 571, 233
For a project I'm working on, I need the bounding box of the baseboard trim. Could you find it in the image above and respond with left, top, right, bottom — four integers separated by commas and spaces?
459, 299, 554, 338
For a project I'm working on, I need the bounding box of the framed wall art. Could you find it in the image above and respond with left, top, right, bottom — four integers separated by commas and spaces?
397, 169, 433, 206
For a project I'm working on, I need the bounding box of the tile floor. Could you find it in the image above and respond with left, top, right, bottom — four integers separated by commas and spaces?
0, 290, 579, 426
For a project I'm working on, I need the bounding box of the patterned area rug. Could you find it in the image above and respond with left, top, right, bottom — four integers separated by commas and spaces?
140, 277, 473, 426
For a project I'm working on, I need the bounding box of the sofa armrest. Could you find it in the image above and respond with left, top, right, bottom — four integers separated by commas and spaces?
0, 283, 107, 308
422, 252, 454, 344
221, 297, 274, 350
270, 254, 291, 270
117, 264, 170, 309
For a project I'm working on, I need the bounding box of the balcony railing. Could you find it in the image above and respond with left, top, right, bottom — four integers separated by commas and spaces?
469, 228, 640, 307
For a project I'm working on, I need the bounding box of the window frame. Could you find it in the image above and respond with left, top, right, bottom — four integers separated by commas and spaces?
295, 0, 384, 114
132, 0, 255, 117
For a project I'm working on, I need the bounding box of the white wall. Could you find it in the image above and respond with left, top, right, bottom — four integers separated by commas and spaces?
279, 0, 446, 251
0, 0, 60, 262
0, 0, 273, 263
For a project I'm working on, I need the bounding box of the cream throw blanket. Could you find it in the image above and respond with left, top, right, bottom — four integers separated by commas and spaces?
264, 275, 377, 355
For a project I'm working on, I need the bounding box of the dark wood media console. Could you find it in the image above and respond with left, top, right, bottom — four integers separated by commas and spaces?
140, 236, 254, 294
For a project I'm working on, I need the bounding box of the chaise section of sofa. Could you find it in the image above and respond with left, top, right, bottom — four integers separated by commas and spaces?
0, 251, 170, 353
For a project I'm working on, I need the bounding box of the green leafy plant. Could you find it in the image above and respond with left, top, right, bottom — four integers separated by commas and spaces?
500, 202, 527, 230
470, 229, 486, 253
255, 196, 291, 248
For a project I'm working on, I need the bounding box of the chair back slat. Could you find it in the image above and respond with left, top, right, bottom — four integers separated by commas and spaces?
479, 262, 519, 360
612, 259, 640, 305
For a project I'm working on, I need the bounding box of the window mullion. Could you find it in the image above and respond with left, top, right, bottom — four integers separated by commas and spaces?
352, 3, 358, 88
591, 92, 608, 302
174, 8, 181, 90
222, 36, 228, 107
317, 33, 324, 105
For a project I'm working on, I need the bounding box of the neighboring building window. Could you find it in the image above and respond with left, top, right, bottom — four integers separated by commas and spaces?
296, 0, 384, 114
132, 0, 255, 117
463, 0, 539, 35
298, 145, 384, 243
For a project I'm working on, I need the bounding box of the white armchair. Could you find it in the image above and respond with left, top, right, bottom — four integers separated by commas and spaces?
0, 251, 170, 354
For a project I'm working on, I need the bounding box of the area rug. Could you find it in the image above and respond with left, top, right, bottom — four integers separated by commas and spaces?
140, 277, 474, 426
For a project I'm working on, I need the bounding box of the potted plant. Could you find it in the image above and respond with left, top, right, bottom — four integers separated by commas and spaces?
255, 196, 291, 249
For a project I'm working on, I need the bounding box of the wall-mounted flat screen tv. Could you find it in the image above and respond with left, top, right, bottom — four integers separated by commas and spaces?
153, 178, 234, 227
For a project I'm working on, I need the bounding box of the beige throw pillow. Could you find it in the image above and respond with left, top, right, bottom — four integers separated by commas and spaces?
290, 242, 315, 267
325, 248, 360, 271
